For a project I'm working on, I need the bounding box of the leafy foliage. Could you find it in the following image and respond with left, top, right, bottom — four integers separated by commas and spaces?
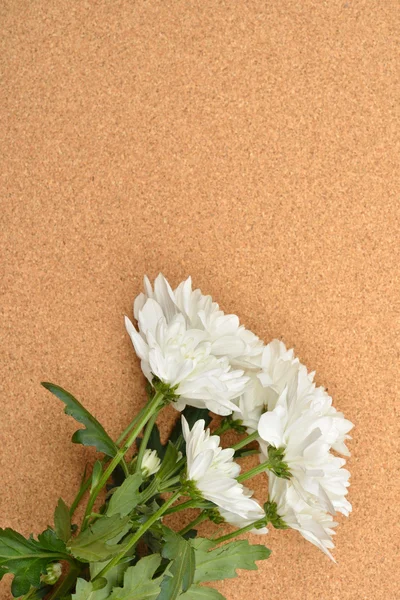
54, 498, 71, 543
179, 586, 226, 600
0, 527, 67, 597
42, 383, 119, 457
68, 515, 131, 562
157, 528, 195, 600
106, 473, 143, 518
89, 559, 128, 587
72, 560, 130, 600
191, 538, 271, 583
72, 578, 111, 600
4, 373, 271, 600
108, 554, 163, 600
36, 529, 66, 553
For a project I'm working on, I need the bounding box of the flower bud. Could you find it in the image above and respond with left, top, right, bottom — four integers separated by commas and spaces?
41, 562, 62, 585
142, 449, 161, 478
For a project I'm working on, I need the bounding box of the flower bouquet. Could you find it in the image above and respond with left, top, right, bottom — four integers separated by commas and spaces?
1, 275, 353, 600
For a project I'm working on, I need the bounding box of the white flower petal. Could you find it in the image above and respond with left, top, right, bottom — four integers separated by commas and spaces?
138, 298, 166, 336
124, 316, 149, 362
154, 273, 177, 322
258, 407, 286, 447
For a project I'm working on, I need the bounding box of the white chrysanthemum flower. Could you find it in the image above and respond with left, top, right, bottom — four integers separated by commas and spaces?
234, 339, 353, 457
134, 274, 264, 370
141, 449, 161, 478
258, 384, 352, 517
268, 474, 337, 561
182, 417, 266, 525
125, 299, 248, 415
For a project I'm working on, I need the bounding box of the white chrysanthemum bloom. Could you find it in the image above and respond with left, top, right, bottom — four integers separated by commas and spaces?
268, 474, 337, 561
134, 274, 264, 370
258, 384, 352, 517
182, 417, 266, 525
141, 449, 161, 478
125, 299, 248, 415
234, 339, 353, 457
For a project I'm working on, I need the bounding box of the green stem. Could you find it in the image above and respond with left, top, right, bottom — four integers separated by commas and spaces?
82, 391, 164, 529
138, 478, 159, 504
47, 562, 80, 600
164, 498, 213, 515
69, 475, 92, 518
93, 489, 181, 581
237, 458, 272, 483
136, 411, 159, 472
120, 457, 130, 478
212, 518, 265, 544
178, 512, 208, 536
234, 448, 260, 459
213, 420, 232, 436
159, 475, 181, 490
116, 410, 143, 445
231, 431, 259, 451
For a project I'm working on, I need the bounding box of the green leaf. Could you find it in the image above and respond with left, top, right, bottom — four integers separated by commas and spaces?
72, 560, 130, 600
179, 585, 226, 600
72, 578, 111, 600
19, 585, 51, 600
106, 473, 143, 518
156, 442, 180, 482
0, 566, 8, 579
191, 538, 270, 583
0, 527, 67, 597
36, 528, 67, 553
89, 560, 128, 587
42, 382, 118, 457
91, 462, 103, 493
54, 499, 71, 543
68, 515, 131, 562
109, 554, 163, 600
157, 528, 195, 600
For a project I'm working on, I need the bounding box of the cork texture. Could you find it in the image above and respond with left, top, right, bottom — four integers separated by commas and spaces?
1, 1, 399, 598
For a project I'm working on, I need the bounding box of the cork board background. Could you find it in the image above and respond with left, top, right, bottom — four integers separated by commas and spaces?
1, 1, 399, 599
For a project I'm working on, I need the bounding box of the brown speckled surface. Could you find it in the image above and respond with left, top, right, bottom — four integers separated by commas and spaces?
1, 1, 399, 598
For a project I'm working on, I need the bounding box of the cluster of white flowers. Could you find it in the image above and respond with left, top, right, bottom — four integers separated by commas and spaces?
125, 274, 256, 415
126, 274, 353, 560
